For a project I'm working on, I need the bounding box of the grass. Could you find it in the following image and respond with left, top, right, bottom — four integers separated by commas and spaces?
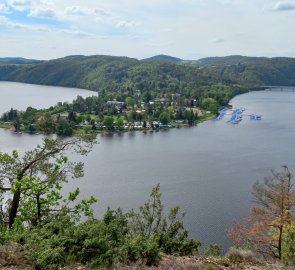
0, 122, 13, 129
196, 112, 216, 124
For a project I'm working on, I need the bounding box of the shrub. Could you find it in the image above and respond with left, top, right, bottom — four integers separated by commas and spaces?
0, 185, 200, 269
204, 244, 221, 257
225, 247, 256, 264
226, 247, 243, 264
203, 263, 217, 270
24, 215, 75, 269
119, 236, 160, 265
282, 225, 295, 266
128, 184, 201, 256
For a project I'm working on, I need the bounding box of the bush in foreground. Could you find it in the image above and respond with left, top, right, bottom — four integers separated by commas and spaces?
1, 184, 200, 269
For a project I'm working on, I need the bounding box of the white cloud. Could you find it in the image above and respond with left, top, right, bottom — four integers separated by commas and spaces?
59, 28, 92, 38
64, 6, 90, 16
62, 5, 135, 31
116, 20, 135, 28
273, 1, 295, 11
0, 15, 9, 24
0, 3, 10, 13
64, 6, 110, 17
93, 8, 111, 17
29, 7, 57, 18
6, 0, 52, 11
0, 14, 51, 32
7, 0, 33, 11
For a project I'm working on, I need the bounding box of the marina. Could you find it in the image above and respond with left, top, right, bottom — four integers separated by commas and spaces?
213, 107, 262, 124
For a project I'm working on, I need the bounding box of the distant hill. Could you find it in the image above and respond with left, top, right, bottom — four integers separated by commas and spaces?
196, 55, 268, 65
0, 57, 41, 64
143, 54, 182, 64
0, 54, 295, 99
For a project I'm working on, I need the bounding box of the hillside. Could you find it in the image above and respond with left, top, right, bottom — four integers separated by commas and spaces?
0, 57, 40, 64
0, 55, 246, 106
0, 54, 295, 98
143, 54, 182, 63
196, 55, 265, 65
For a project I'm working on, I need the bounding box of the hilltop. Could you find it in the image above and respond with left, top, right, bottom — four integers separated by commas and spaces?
143, 54, 182, 63
0, 57, 41, 64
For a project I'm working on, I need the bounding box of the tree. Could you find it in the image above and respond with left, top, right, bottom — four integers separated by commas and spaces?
56, 119, 73, 136
128, 184, 201, 256
67, 111, 77, 122
116, 117, 124, 128
38, 113, 56, 133
0, 136, 94, 228
126, 110, 136, 122
13, 115, 21, 132
159, 112, 170, 125
200, 97, 218, 113
228, 166, 295, 261
183, 110, 196, 126
125, 97, 135, 107
103, 116, 114, 129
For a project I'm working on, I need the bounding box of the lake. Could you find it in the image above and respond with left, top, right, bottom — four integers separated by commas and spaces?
0, 81, 95, 114
1, 83, 295, 252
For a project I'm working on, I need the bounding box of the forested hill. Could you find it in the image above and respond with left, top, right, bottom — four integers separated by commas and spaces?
0, 57, 40, 64
0, 54, 295, 96
143, 54, 182, 63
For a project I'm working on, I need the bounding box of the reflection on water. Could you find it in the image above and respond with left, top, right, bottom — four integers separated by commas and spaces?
1, 88, 295, 252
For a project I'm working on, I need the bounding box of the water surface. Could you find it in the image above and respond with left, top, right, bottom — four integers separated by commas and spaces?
0, 81, 95, 114
1, 85, 295, 251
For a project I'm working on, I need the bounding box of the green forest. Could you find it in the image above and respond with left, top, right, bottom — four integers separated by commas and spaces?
4, 54, 295, 135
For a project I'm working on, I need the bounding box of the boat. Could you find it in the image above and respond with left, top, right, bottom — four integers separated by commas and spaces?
250, 114, 262, 120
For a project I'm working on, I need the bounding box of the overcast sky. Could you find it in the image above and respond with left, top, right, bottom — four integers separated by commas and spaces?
0, 0, 295, 60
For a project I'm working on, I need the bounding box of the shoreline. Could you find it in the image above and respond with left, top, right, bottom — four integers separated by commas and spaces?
0, 112, 216, 136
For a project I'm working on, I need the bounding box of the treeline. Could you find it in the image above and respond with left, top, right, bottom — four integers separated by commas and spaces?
0, 95, 200, 135
0, 55, 247, 98
1, 55, 295, 94
1, 82, 241, 135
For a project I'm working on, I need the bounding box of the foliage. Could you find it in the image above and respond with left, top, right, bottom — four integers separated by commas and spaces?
225, 247, 256, 264
204, 244, 221, 257
202, 263, 217, 270
0, 157, 201, 270
228, 166, 295, 261
17, 209, 159, 269
282, 223, 295, 266
128, 184, 201, 256
103, 115, 114, 129
159, 112, 170, 125
200, 97, 218, 113
0, 136, 95, 228
56, 118, 73, 136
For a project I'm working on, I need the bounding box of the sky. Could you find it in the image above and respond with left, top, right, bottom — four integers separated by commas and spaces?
0, 0, 295, 60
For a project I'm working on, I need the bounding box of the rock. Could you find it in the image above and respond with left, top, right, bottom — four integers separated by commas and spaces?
0, 243, 30, 267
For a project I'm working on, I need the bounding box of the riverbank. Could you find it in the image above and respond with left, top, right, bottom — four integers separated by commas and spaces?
0, 123, 12, 129
0, 111, 217, 136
